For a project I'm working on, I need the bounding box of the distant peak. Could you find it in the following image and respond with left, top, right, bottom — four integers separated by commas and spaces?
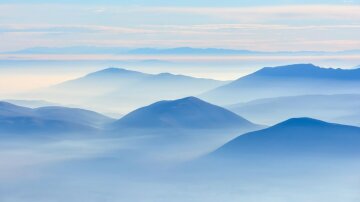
156, 72, 174, 76
289, 63, 319, 69
152, 96, 204, 106
276, 117, 329, 127
176, 96, 202, 103
86, 67, 146, 77
94, 67, 130, 73
245, 63, 358, 79
262, 63, 319, 71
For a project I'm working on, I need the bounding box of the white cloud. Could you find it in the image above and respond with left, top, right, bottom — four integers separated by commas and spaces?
0, 24, 155, 34
137, 5, 360, 20
0, 4, 359, 51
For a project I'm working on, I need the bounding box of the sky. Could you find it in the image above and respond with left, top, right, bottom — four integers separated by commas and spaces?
0, 0, 360, 94
0, 0, 360, 52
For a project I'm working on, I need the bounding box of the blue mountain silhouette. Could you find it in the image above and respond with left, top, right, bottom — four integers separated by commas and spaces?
0, 102, 113, 134
202, 64, 360, 104
111, 97, 260, 130
46, 67, 227, 113
211, 118, 360, 158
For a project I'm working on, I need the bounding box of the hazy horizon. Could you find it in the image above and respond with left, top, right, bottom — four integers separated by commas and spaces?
1, 1, 360, 202
1, 0, 359, 92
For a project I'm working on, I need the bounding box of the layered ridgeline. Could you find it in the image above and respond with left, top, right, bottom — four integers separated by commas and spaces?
52, 68, 150, 96
9, 46, 360, 55
228, 94, 360, 126
106, 97, 262, 161
196, 118, 360, 201
202, 64, 360, 105
210, 118, 360, 159
37, 68, 228, 114
3, 99, 59, 108
0, 101, 113, 134
110, 97, 261, 131
0, 97, 261, 136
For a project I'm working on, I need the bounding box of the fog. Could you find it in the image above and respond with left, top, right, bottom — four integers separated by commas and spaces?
1, 59, 360, 201
1, 53, 359, 94
1, 128, 359, 202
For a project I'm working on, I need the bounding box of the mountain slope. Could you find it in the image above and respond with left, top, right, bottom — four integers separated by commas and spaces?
0, 116, 95, 134
95, 72, 228, 114
96, 72, 226, 113
202, 64, 360, 105
111, 97, 260, 130
0, 101, 33, 117
227, 94, 360, 126
107, 72, 224, 98
33, 106, 114, 128
211, 118, 360, 158
0, 101, 113, 134
53, 67, 225, 97
3, 99, 59, 108
39, 67, 227, 114
52, 67, 151, 96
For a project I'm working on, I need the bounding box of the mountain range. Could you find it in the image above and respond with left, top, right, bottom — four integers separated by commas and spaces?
0, 101, 113, 134
51, 68, 151, 96
202, 64, 360, 105
0, 97, 261, 136
41, 68, 228, 113
16, 63, 360, 119
6, 46, 360, 56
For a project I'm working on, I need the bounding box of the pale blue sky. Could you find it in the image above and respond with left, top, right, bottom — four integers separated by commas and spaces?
0, 0, 359, 51
1, 0, 358, 6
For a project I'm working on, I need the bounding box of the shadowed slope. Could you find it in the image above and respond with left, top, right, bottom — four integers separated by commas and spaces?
211, 118, 360, 158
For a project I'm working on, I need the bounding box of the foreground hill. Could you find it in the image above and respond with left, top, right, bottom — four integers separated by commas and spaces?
211, 118, 360, 158
227, 94, 360, 126
0, 102, 113, 134
111, 97, 260, 130
202, 64, 360, 105
106, 97, 262, 162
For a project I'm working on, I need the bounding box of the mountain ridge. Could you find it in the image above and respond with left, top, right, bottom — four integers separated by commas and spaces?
111, 96, 260, 130
0, 101, 113, 133
202, 64, 360, 105
6, 46, 360, 55
45, 67, 228, 114
210, 117, 360, 158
